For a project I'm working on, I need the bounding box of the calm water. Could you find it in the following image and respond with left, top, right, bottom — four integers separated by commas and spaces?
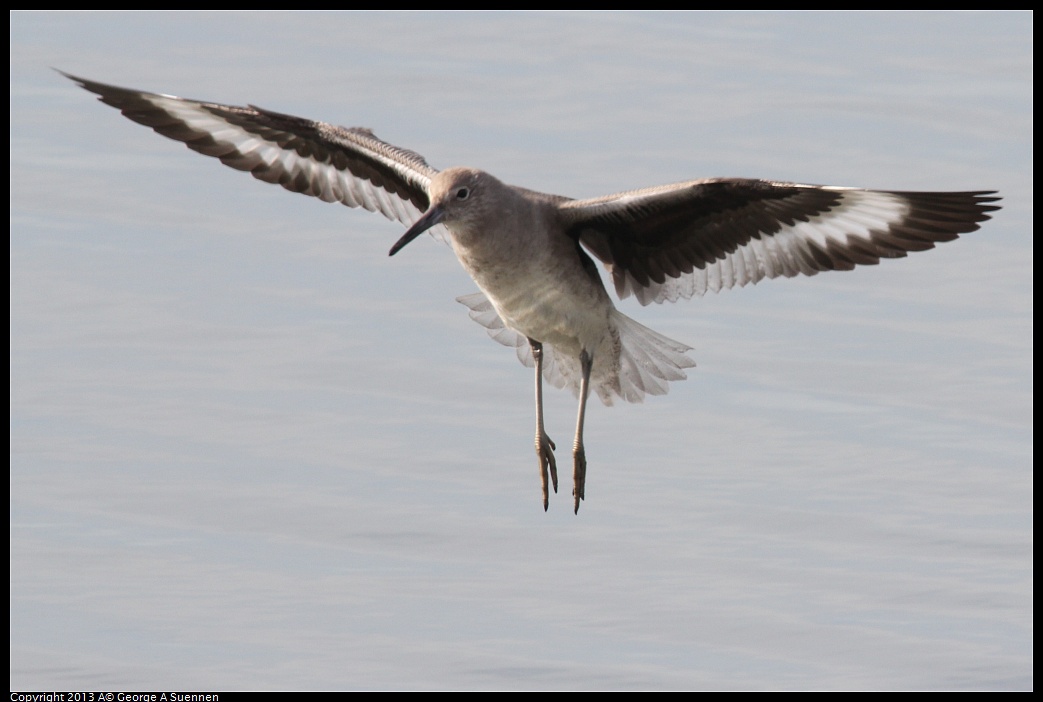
11, 11, 1032, 690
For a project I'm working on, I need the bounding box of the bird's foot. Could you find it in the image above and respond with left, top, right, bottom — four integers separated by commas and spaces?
536, 432, 558, 511
572, 445, 586, 514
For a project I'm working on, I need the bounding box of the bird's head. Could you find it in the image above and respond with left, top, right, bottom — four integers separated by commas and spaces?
389, 167, 494, 255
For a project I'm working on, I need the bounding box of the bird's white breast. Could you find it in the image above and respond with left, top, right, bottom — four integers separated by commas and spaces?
448, 224, 614, 360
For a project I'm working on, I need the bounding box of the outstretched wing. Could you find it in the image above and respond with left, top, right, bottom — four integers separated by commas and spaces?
62, 72, 441, 234
562, 178, 1000, 305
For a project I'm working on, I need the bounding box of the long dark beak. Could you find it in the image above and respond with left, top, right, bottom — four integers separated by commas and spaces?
389, 206, 445, 256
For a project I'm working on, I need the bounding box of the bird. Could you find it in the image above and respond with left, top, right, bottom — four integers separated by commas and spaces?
63, 72, 1000, 513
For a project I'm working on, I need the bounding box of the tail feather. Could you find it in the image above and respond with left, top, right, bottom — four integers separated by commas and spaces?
611, 310, 695, 404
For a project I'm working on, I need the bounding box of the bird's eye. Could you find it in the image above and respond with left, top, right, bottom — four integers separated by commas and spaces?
456, 187, 470, 200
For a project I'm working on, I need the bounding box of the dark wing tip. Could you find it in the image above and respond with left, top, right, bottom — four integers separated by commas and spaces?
898, 190, 1003, 236
970, 190, 1003, 214
58, 69, 137, 101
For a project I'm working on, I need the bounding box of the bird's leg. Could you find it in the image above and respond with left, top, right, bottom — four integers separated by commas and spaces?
529, 339, 557, 510
572, 350, 592, 514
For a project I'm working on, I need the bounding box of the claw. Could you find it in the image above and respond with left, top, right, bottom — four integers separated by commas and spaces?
572, 444, 586, 514
537, 432, 557, 510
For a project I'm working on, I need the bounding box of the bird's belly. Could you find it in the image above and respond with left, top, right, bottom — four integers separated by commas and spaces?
486, 276, 612, 357
450, 230, 615, 356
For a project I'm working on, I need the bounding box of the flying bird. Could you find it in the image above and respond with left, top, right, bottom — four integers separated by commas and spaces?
64, 72, 1000, 513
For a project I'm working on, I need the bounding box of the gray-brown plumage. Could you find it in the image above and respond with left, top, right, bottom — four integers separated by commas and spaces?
64, 71, 1000, 512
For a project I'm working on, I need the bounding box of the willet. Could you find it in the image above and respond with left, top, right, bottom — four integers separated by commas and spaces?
64, 72, 1001, 513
